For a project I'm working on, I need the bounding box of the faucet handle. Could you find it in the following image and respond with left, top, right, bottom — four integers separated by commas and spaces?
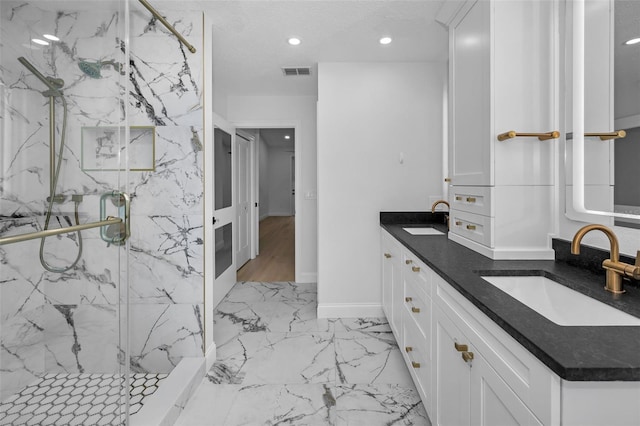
636, 251, 640, 267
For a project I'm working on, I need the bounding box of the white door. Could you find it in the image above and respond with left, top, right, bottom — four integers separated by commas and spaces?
236, 132, 251, 268
211, 115, 236, 307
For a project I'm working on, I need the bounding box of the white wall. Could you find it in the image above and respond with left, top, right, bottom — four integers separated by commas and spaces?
267, 149, 294, 216
226, 95, 318, 282
317, 62, 446, 317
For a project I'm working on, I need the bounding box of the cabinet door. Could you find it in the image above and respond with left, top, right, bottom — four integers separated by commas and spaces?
435, 307, 471, 426
470, 354, 543, 426
450, 0, 491, 186
381, 232, 402, 336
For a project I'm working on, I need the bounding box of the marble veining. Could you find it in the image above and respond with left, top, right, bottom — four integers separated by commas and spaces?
178, 282, 431, 425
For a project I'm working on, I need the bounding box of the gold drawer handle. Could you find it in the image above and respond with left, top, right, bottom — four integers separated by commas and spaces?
455, 221, 462, 226
462, 351, 474, 363
412, 266, 420, 273
405, 346, 413, 353
466, 225, 476, 230
412, 361, 421, 369
405, 297, 413, 303
411, 307, 421, 314
405, 259, 413, 265
454, 342, 468, 352
455, 196, 462, 201
384, 253, 392, 258
466, 197, 476, 203
444, 178, 452, 182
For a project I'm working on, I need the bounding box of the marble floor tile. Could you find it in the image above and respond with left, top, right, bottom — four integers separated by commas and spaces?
335, 331, 414, 386
332, 317, 391, 333
241, 332, 335, 385
206, 332, 266, 385
224, 281, 318, 305
335, 384, 430, 426
174, 382, 238, 426
222, 384, 336, 426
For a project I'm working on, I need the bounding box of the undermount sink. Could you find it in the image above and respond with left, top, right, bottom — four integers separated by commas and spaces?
403, 227, 444, 236
481, 275, 640, 326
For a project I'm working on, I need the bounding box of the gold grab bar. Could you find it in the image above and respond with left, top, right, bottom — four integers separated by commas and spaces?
138, 0, 196, 53
0, 217, 122, 246
585, 130, 626, 141
497, 131, 560, 141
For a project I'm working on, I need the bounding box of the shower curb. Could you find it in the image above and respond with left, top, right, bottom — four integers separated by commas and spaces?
131, 357, 205, 426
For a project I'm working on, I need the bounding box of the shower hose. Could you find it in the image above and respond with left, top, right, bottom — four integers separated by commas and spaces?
39, 95, 83, 273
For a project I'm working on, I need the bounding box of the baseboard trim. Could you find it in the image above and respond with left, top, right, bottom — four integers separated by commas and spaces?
297, 272, 317, 283
317, 303, 384, 319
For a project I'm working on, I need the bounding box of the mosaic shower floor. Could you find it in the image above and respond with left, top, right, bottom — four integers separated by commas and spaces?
0, 373, 167, 425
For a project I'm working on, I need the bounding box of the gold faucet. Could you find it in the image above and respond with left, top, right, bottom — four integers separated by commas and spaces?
571, 224, 640, 294
431, 200, 450, 229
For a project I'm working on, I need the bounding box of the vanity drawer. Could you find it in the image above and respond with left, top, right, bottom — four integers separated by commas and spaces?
450, 210, 493, 247
402, 308, 431, 406
404, 276, 431, 341
450, 186, 493, 216
402, 251, 432, 299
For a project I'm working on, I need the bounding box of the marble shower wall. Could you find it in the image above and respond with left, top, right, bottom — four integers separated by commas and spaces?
1, 1, 204, 400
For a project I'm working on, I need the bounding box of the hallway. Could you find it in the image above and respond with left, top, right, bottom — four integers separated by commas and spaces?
237, 216, 295, 282
176, 282, 430, 425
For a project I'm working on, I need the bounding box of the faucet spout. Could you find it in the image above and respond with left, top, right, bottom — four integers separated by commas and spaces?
431, 200, 449, 213
571, 224, 627, 294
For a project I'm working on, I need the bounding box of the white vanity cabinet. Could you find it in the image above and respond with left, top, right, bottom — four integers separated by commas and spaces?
434, 276, 555, 426
443, 0, 557, 259
381, 230, 404, 337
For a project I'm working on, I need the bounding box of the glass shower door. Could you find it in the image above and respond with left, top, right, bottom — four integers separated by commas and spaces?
0, 1, 131, 424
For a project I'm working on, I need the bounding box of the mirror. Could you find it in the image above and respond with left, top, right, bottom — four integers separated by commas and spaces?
567, 0, 640, 227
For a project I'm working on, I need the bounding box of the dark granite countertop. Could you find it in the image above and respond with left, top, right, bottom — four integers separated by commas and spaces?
381, 212, 640, 381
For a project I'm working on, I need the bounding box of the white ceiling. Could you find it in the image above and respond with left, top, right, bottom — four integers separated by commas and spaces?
199, 0, 449, 99
257, 128, 296, 150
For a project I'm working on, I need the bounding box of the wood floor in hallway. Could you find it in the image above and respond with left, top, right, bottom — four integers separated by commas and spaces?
237, 216, 295, 282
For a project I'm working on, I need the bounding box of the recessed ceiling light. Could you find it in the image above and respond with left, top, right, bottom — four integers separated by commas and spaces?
379, 37, 392, 45
288, 38, 301, 46
284, 135, 291, 140
625, 37, 640, 45
43, 34, 59, 41
32, 38, 49, 46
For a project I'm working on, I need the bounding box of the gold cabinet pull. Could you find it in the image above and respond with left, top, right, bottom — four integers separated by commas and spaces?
466, 197, 476, 203
462, 351, 474, 363
444, 178, 452, 182
405, 346, 413, 353
384, 253, 391, 258
454, 342, 468, 352
466, 225, 476, 231
455, 196, 462, 201
497, 130, 560, 141
405, 259, 413, 265
411, 307, 421, 314
405, 297, 413, 303
455, 221, 462, 226
412, 361, 421, 369
585, 130, 626, 140
412, 266, 420, 273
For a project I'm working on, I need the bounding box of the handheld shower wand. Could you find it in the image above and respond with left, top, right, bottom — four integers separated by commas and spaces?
18, 56, 82, 273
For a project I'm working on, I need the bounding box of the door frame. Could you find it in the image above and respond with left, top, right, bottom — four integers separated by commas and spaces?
233, 120, 301, 282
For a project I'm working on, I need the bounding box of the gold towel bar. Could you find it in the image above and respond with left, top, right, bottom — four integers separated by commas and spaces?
585, 130, 626, 141
497, 131, 560, 141
0, 217, 122, 246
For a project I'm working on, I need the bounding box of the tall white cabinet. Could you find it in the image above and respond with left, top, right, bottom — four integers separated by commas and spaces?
442, 0, 557, 259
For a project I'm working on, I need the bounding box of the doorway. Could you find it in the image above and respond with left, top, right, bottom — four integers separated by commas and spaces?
236, 128, 296, 282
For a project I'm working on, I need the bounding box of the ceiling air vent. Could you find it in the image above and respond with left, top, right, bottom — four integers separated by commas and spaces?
282, 67, 312, 76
